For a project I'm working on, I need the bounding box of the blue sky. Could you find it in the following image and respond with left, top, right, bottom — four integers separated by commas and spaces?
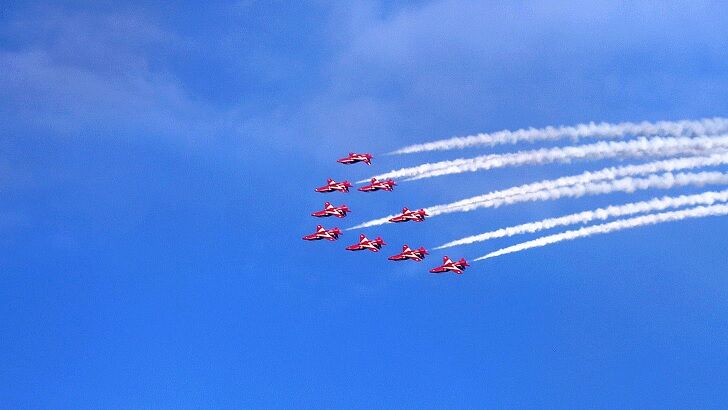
2, 1, 728, 408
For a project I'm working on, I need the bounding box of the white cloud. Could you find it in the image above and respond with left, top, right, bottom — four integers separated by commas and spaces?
0, 7, 236, 140
230, 0, 728, 163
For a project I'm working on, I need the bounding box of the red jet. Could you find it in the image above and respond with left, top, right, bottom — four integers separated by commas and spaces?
389, 207, 428, 223
337, 152, 373, 165
302, 225, 342, 241
311, 202, 351, 218
388, 244, 429, 262
346, 234, 386, 252
358, 178, 396, 192
429, 256, 470, 274
315, 178, 353, 193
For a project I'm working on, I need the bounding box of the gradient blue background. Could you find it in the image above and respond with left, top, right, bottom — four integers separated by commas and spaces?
2, 1, 728, 408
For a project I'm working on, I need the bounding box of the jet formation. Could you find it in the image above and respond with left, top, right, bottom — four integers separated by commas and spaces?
311, 202, 351, 218
337, 152, 373, 165
302, 225, 342, 241
358, 178, 397, 192
429, 256, 470, 275
303, 152, 469, 275
389, 207, 428, 223
388, 244, 429, 262
315, 178, 352, 193
346, 234, 386, 252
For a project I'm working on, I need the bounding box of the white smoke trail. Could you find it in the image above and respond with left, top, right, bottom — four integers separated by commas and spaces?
475, 203, 728, 260
440, 172, 728, 215
436, 189, 728, 249
362, 135, 728, 183
389, 117, 728, 154
349, 154, 728, 229
428, 153, 728, 214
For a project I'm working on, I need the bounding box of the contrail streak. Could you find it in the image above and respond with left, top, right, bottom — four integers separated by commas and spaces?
362, 135, 728, 182
436, 189, 728, 249
349, 154, 728, 229
389, 117, 728, 154
475, 203, 728, 260
428, 153, 728, 214
435, 172, 728, 215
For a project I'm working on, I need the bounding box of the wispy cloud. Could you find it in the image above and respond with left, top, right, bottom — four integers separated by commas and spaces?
476, 203, 728, 260
0, 7, 235, 140
436, 189, 728, 249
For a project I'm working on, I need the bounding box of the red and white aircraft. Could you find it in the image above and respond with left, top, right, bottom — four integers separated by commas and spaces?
337, 152, 373, 165
389, 207, 428, 223
346, 234, 386, 252
429, 256, 469, 274
315, 178, 353, 193
302, 225, 342, 241
358, 178, 396, 192
388, 244, 429, 262
311, 202, 351, 218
